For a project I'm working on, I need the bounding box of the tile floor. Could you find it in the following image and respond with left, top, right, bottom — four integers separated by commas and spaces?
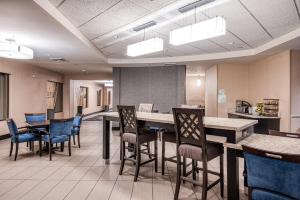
0, 121, 247, 200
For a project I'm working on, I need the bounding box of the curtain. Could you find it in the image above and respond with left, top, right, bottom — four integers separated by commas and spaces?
0, 73, 9, 120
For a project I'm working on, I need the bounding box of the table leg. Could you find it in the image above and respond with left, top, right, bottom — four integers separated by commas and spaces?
103, 117, 110, 164
227, 134, 240, 200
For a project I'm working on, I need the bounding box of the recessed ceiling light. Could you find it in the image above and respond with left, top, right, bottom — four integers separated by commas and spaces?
81, 69, 86, 72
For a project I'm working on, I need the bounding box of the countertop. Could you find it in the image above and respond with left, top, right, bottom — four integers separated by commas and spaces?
101, 112, 257, 132
224, 134, 300, 154
228, 112, 280, 119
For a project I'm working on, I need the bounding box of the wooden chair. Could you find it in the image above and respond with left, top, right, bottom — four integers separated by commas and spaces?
173, 108, 224, 200
118, 105, 158, 182
243, 145, 300, 200
161, 107, 205, 176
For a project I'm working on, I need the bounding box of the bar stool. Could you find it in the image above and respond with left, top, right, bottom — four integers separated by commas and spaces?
118, 105, 158, 182
172, 108, 224, 200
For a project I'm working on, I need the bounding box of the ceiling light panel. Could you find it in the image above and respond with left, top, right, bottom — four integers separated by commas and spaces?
127, 37, 164, 57
240, 0, 300, 38
204, 0, 271, 47
170, 16, 226, 46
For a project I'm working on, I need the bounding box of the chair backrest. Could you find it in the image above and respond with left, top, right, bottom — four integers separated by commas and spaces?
25, 113, 46, 123
138, 103, 154, 113
243, 145, 300, 199
180, 104, 199, 109
49, 118, 74, 137
269, 130, 300, 139
172, 108, 206, 148
6, 119, 18, 137
73, 115, 83, 127
117, 105, 138, 136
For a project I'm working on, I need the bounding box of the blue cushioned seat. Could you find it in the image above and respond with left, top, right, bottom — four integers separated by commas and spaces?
244, 146, 300, 200
7, 119, 40, 161
252, 189, 293, 200
42, 118, 74, 160
25, 113, 46, 123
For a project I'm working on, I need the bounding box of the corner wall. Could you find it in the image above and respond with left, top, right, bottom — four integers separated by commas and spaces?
0, 59, 64, 135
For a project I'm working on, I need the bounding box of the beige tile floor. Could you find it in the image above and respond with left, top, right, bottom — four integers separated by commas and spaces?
0, 121, 247, 200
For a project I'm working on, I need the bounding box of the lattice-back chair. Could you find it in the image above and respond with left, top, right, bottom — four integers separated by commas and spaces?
117, 105, 158, 182
7, 119, 40, 161
172, 108, 224, 200
138, 103, 154, 113
71, 115, 83, 148
243, 145, 300, 200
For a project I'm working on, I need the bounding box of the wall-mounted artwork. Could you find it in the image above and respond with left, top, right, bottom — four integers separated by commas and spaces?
79, 86, 88, 108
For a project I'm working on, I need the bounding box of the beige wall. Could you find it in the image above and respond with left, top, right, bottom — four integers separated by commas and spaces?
217, 63, 249, 117
71, 80, 104, 116
63, 73, 112, 118
0, 59, 64, 135
206, 51, 291, 131
186, 76, 206, 106
205, 65, 218, 117
248, 51, 291, 131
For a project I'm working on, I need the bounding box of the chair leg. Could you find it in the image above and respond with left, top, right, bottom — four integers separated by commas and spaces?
154, 140, 158, 173
119, 141, 125, 175
49, 142, 52, 161
202, 163, 208, 200
68, 137, 71, 156
174, 155, 181, 200
161, 139, 165, 175
9, 142, 13, 157
134, 144, 141, 182
147, 142, 152, 159
182, 157, 187, 183
29, 141, 32, 151
73, 135, 76, 145
77, 133, 80, 148
31, 141, 34, 152
14, 142, 19, 161
39, 139, 42, 157
60, 142, 64, 152
220, 155, 224, 198
192, 160, 197, 181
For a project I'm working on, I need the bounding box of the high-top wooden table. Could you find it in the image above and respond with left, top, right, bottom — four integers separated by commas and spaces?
100, 112, 257, 200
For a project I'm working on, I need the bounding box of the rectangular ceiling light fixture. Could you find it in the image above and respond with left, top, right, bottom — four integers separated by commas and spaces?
127, 37, 164, 57
169, 16, 226, 46
133, 21, 157, 32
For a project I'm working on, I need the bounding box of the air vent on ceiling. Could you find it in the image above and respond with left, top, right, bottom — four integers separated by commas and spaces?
178, 0, 216, 13
50, 57, 67, 62
133, 21, 157, 32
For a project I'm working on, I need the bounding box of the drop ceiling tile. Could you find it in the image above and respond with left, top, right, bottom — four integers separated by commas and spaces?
189, 40, 227, 53
57, 0, 121, 27
205, 0, 272, 47
128, 0, 177, 11
49, 0, 64, 7
240, 0, 300, 38
79, 0, 149, 39
210, 32, 250, 50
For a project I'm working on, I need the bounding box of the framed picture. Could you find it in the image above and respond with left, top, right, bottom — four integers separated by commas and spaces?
79, 86, 88, 108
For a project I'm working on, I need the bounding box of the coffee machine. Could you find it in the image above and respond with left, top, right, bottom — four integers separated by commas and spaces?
236, 100, 252, 114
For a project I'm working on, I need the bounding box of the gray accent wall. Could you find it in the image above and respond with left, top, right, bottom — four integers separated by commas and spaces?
113, 66, 186, 113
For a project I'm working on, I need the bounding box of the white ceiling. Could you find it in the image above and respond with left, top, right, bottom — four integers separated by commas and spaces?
0, 0, 110, 74
1, 0, 300, 74
49, 0, 300, 59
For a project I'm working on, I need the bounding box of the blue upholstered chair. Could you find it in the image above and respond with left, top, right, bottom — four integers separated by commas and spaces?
41, 118, 74, 160
243, 145, 300, 200
25, 113, 46, 124
7, 119, 39, 161
71, 115, 83, 148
